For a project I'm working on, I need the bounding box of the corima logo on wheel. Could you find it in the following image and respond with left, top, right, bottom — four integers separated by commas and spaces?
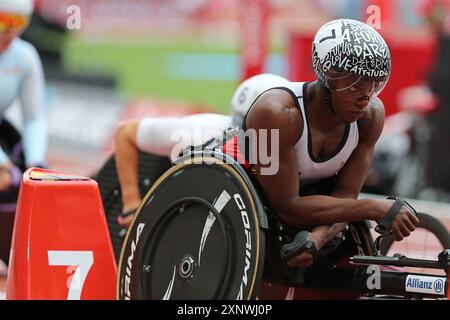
233, 193, 252, 300
123, 223, 146, 300
405, 275, 446, 296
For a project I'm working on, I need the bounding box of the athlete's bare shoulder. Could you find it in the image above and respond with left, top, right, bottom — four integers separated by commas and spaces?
245, 88, 302, 145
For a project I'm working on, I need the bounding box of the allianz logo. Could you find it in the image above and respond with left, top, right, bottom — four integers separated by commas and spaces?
405, 275, 445, 294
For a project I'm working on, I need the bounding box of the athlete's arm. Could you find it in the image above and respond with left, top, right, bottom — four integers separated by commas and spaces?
246, 90, 418, 239
115, 119, 142, 215
115, 116, 197, 217
313, 99, 385, 246
115, 114, 231, 225
330, 99, 419, 240
19, 42, 47, 167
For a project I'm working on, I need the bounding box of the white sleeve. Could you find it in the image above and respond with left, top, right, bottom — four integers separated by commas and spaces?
19, 43, 47, 166
136, 113, 231, 161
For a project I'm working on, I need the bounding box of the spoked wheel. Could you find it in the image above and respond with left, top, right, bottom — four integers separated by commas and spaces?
380, 212, 450, 274
117, 155, 266, 300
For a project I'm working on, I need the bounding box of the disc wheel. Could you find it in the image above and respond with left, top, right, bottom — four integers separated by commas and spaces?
117, 156, 265, 300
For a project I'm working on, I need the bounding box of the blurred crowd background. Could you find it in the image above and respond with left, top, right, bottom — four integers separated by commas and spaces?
5, 0, 450, 200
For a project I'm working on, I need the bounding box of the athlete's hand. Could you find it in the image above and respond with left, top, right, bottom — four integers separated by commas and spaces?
376, 199, 419, 241
118, 198, 141, 227
286, 222, 349, 267
286, 228, 323, 268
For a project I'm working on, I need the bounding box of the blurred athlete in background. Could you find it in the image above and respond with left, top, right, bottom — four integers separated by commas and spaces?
115, 73, 288, 227
0, 0, 47, 199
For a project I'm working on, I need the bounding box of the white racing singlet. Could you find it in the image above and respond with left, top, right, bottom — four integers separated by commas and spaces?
136, 78, 359, 184
0, 38, 47, 166
244, 81, 359, 186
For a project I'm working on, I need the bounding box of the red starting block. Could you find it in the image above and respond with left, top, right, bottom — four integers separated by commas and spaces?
6, 168, 117, 300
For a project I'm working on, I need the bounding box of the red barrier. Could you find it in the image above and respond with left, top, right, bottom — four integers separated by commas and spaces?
6, 168, 117, 300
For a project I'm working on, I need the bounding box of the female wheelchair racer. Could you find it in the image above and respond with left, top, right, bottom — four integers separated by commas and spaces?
109, 128, 449, 300
99, 19, 449, 300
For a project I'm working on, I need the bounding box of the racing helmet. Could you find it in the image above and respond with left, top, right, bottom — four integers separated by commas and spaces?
312, 19, 391, 101
0, 0, 34, 31
231, 73, 290, 126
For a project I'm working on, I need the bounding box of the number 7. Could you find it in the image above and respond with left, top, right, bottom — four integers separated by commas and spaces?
48, 251, 94, 300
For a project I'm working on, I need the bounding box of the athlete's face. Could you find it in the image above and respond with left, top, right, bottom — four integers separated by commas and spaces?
331, 88, 371, 123
327, 73, 386, 123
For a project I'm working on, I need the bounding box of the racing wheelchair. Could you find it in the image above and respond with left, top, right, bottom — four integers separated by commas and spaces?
95, 131, 450, 300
